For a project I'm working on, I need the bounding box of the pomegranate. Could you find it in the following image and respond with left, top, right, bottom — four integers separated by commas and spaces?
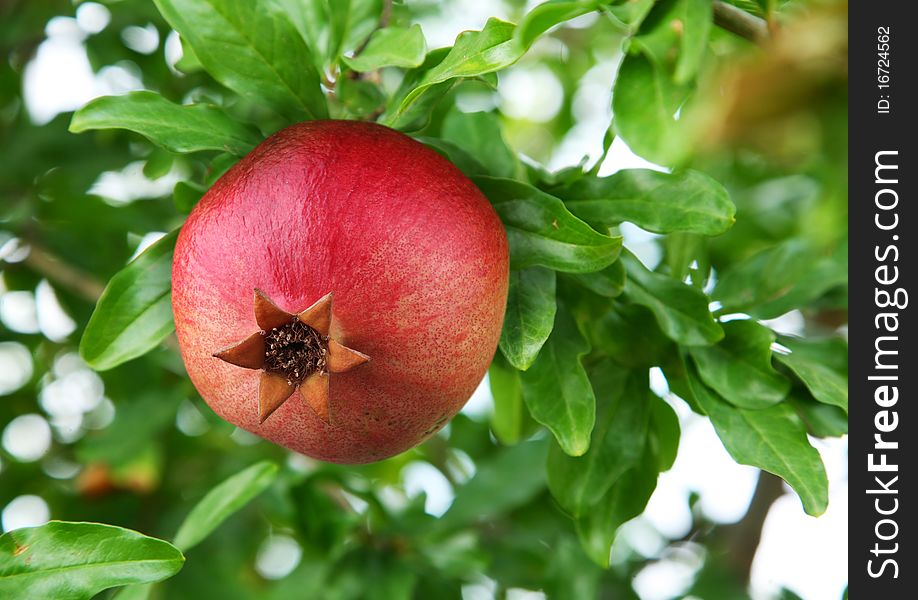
172, 121, 509, 463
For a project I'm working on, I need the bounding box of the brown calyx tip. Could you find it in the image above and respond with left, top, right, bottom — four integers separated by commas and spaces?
213, 288, 370, 425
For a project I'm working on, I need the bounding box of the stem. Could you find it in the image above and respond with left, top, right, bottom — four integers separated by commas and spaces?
712, 1, 770, 45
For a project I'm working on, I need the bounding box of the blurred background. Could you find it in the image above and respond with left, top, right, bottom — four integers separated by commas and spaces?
1, 1, 847, 598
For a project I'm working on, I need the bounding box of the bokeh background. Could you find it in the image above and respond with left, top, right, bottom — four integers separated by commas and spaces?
1, 1, 847, 598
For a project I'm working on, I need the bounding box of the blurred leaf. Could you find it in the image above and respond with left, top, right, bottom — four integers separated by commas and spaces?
547, 364, 650, 516
612, 50, 689, 165
153, 0, 327, 120
567, 260, 625, 298
279, 0, 382, 68
336, 77, 386, 118
475, 177, 622, 273
714, 239, 847, 319
441, 108, 518, 179
650, 394, 680, 472
174, 461, 279, 552
555, 168, 734, 235
0, 522, 183, 600
521, 307, 595, 456
80, 229, 178, 371
78, 394, 181, 466
674, 0, 713, 84
623, 251, 723, 345
441, 439, 548, 528
689, 320, 790, 409
143, 150, 175, 180
418, 137, 489, 178
776, 337, 848, 412
489, 355, 525, 445
686, 361, 828, 516
575, 444, 659, 567
70, 92, 261, 156
342, 25, 427, 71
499, 267, 557, 370
173, 181, 206, 214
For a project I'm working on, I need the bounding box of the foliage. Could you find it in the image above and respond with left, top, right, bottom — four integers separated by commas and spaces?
0, 0, 847, 598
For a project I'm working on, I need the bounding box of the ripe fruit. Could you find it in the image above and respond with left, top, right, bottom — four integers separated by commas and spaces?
172, 121, 509, 464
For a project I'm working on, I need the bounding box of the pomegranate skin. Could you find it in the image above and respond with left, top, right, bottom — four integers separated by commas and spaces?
172, 121, 509, 463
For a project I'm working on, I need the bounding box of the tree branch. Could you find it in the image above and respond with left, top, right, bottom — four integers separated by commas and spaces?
720, 471, 786, 582
23, 243, 106, 302
713, 1, 770, 45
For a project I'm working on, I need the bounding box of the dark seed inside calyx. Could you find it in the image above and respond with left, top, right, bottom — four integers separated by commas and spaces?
263, 319, 328, 385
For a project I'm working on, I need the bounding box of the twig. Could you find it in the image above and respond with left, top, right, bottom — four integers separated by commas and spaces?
23, 243, 106, 302
712, 1, 770, 45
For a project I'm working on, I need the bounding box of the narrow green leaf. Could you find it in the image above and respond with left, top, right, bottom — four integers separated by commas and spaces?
152, 0, 327, 120
547, 364, 650, 516
575, 445, 659, 567
489, 355, 525, 445
441, 439, 548, 528
474, 176, 622, 273
500, 267, 557, 371
441, 108, 519, 179
342, 25, 427, 71
689, 320, 790, 409
521, 307, 595, 456
380, 47, 455, 132
686, 361, 829, 516
80, 230, 178, 371
567, 260, 625, 298
515, 1, 602, 50
173, 461, 279, 552
70, 92, 261, 156
674, 0, 713, 84
398, 18, 518, 115
0, 522, 184, 600
623, 251, 723, 346
555, 169, 734, 235
790, 393, 848, 438
776, 337, 848, 412
143, 150, 174, 180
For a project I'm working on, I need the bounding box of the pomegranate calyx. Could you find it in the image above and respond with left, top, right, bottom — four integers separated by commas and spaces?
213, 288, 370, 424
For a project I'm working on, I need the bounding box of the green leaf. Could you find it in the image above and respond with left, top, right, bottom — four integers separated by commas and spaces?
521, 307, 595, 456
80, 230, 178, 371
713, 239, 848, 319
567, 260, 625, 298
686, 361, 829, 516
380, 48, 456, 132
489, 354, 525, 445
398, 18, 518, 115
515, 0, 602, 50
555, 169, 734, 235
650, 394, 680, 472
0, 522, 184, 600
776, 337, 848, 412
143, 149, 174, 180
279, 0, 382, 68
790, 393, 848, 438
173, 461, 279, 552
342, 25, 427, 71
582, 303, 674, 368
674, 0, 713, 84
547, 364, 651, 516
70, 92, 261, 156
474, 176, 622, 273
336, 76, 385, 118
689, 320, 790, 409
173, 180, 206, 214
152, 0, 327, 120
78, 394, 181, 466
612, 50, 689, 165
575, 444, 659, 567
623, 251, 723, 346
441, 108, 518, 179
441, 439, 548, 528
499, 267, 557, 371
418, 137, 489, 178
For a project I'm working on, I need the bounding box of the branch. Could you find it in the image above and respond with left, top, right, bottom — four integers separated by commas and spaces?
713, 1, 769, 45
24, 243, 106, 302
720, 471, 785, 582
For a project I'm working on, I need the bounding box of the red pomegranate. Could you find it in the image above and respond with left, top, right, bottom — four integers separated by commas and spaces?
172, 121, 509, 463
